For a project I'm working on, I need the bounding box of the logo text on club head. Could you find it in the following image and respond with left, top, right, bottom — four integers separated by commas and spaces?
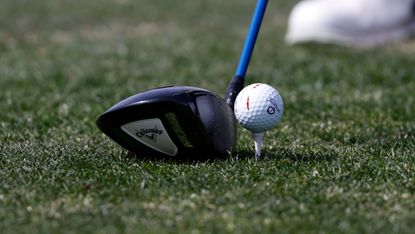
121, 118, 178, 156
135, 126, 164, 139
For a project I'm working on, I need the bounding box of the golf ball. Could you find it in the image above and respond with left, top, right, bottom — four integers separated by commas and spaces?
234, 83, 284, 133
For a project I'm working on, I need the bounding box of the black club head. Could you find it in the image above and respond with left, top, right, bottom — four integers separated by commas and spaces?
96, 86, 236, 159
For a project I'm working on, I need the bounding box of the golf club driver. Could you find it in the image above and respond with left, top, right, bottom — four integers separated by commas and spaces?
96, 0, 268, 159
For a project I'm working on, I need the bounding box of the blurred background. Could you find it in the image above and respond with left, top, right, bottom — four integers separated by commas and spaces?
1, 1, 414, 233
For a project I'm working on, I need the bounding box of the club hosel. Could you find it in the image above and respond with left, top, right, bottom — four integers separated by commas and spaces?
225, 75, 245, 109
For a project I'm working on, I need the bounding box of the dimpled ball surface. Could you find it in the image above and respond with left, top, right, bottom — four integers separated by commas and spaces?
234, 83, 284, 133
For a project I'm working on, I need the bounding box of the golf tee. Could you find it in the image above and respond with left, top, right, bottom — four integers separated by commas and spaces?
251, 132, 264, 159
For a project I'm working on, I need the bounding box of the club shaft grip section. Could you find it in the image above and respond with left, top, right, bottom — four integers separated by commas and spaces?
225, 75, 245, 109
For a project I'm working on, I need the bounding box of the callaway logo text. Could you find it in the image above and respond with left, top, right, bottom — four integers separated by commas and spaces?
136, 127, 163, 138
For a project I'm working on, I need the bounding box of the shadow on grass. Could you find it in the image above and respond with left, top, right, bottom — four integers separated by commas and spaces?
124, 151, 227, 164
123, 145, 339, 164
233, 147, 338, 163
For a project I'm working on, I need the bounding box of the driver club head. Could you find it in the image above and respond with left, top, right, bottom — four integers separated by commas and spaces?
96, 86, 236, 159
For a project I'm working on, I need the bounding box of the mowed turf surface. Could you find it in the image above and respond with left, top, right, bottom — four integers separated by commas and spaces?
1, 0, 414, 233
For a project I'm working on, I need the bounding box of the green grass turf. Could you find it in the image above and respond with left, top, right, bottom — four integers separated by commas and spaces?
1, 0, 414, 233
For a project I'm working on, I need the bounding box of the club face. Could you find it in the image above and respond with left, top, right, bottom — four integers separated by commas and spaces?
96, 86, 236, 159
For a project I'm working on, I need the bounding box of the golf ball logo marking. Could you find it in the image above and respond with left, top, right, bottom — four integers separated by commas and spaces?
267, 97, 281, 113
267, 106, 275, 115
234, 83, 284, 133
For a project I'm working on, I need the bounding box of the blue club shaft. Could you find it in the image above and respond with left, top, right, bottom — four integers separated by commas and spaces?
225, 0, 268, 108
235, 0, 268, 77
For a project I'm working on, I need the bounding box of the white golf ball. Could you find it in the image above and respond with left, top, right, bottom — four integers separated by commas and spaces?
234, 83, 284, 133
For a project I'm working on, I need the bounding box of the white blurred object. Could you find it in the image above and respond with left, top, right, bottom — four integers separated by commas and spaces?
286, 0, 415, 47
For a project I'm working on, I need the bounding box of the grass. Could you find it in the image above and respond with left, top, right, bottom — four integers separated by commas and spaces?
1, 0, 414, 233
